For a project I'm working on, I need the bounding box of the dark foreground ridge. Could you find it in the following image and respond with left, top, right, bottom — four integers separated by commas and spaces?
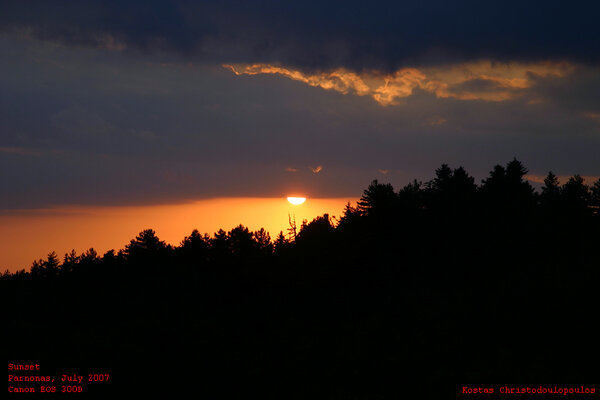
3, 159, 600, 399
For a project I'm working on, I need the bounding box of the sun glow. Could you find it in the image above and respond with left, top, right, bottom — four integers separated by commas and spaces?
287, 197, 307, 205
0, 197, 356, 273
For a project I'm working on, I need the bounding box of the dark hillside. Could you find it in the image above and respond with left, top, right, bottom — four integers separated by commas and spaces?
3, 159, 600, 398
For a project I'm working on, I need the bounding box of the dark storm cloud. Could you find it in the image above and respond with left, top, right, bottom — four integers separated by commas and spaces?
1, 36, 599, 211
2, 0, 599, 71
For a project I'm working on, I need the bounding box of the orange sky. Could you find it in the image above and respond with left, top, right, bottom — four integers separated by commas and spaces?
0, 197, 356, 273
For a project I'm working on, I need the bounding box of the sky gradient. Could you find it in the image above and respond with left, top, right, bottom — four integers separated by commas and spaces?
0, 197, 354, 272
1, 1, 599, 270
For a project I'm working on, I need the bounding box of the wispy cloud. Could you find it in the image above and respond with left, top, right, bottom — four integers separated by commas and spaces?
583, 112, 600, 120
0, 146, 42, 156
426, 116, 447, 126
224, 64, 370, 96
225, 61, 572, 106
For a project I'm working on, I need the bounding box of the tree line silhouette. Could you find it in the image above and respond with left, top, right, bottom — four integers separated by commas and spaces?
2, 159, 599, 399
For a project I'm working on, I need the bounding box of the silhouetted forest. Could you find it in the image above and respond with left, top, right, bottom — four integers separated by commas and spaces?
3, 159, 600, 398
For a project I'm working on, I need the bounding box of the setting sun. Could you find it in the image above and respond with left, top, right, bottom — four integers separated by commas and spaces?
287, 197, 307, 205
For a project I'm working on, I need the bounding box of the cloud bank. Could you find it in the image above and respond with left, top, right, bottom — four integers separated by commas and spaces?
1, 3, 599, 211
2, 0, 600, 71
